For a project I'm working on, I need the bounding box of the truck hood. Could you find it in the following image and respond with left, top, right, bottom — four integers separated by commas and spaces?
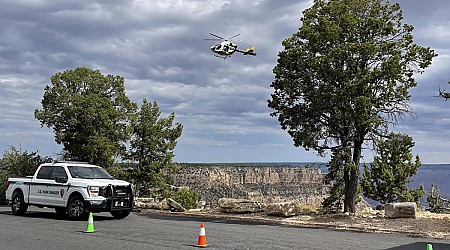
70, 178, 131, 187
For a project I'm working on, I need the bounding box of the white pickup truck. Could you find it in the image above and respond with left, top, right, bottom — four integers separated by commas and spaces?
5, 161, 133, 220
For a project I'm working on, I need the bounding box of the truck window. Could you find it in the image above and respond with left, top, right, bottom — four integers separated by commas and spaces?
51, 166, 67, 179
67, 166, 113, 179
36, 166, 53, 179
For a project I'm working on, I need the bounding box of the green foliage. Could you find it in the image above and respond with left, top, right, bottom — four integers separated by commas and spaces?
0, 175, 7, 205
322, 149, 345, 212
127, 99, 183, 197
361, 133, 425, 205
164, 188, 199, 210
33, 68, 184, 198
34, 67, 136, 168
427, 184, 450, 213
106, 164, 132, 182
0, 146, 52, 204
268, 0, 436, 213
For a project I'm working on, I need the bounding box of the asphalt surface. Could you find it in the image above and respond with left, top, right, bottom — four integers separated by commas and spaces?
0, 206, 449, 250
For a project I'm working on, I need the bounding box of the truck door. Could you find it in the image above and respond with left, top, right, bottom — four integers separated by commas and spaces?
29, 166, 54, 205
45, 166, 68, 206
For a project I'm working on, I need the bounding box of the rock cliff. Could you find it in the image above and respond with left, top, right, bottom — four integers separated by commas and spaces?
172, 165, 328, 208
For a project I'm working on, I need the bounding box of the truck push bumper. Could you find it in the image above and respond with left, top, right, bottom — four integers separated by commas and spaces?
84, 185, 133, 213
84, 198, 133, 212
84, 199, 110, 212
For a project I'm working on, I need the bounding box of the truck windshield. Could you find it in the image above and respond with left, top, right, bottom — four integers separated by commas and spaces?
67, 166, 114, 179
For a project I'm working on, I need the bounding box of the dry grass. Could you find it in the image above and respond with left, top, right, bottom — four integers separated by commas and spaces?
296, 204, 319, 214
417, 210, 450, 220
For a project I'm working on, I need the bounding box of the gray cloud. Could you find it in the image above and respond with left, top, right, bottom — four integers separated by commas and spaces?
1, 0, 449, 163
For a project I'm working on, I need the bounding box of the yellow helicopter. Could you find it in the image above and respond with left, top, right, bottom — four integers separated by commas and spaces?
205, 33, 256, 59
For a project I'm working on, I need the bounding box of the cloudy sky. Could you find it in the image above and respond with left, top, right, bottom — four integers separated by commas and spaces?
1, 0, 449, 164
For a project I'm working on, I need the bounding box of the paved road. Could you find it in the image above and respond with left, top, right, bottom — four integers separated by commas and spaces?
0, 206, 448, 250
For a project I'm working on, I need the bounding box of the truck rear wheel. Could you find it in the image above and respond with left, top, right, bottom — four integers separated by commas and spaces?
111, 210, 131, 219
11, 191, 28, 215
67, 196, 86, 220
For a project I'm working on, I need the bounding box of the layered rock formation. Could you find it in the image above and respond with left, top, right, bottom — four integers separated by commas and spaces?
172, 165, 328, 209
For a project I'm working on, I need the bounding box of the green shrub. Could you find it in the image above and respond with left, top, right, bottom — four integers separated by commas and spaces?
427, 184, 450, 213
0, 146, 51, 205
164, 188, 198, 210
0, 173, 8, 205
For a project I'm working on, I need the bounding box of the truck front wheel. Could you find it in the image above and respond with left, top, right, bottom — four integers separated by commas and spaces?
67, 196, 86, 220
11, 191, 28, 215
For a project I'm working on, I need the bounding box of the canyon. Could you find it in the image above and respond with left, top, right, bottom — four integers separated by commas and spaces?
172, 164, 328, 208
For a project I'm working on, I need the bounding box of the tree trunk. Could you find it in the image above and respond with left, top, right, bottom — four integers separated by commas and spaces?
343, 165, 350, 213
343, 139, 362, 213
342, 146, 352, 213
345, 165, 358, 213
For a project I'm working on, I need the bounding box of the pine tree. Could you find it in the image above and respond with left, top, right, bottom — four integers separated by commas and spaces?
127, 99, 183, 197
361, 133, 425, 204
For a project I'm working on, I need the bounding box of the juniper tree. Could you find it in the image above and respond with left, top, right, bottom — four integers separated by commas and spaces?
35, 67, 136, 167
268, 0, 436, 212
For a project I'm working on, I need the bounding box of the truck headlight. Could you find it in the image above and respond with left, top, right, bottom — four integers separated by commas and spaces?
88, 186, 100, 197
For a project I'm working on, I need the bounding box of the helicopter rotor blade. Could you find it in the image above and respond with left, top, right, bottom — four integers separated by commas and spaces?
204, 38, 223, 41
228, 33, 240, 40
209, 33, 224, 40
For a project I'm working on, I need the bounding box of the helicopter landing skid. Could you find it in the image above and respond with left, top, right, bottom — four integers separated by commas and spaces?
214, 54, 230, 59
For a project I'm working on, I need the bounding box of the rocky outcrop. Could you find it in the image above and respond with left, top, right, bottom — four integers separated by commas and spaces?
135, 198, 187, 212
167, 198, 186, 212
135, 198, 170, 210
172, 165, 328, 209
385, 202, 416, 218
218, 198, 265, 213
265, 202, 299, 217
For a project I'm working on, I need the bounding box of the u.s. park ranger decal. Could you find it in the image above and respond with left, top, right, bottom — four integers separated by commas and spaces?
38, 189, 60, 195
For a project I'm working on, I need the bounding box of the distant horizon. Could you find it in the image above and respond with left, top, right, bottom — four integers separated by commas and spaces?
175, 161, 450, 165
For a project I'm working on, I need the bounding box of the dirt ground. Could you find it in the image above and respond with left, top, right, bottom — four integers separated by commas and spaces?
144, 209, 450, 239
291, 211, 450, 239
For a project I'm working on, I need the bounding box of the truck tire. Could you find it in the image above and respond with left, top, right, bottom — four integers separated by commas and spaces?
11, 191, 28, 215
111, 210, 131, 219
67, 196, 86, 220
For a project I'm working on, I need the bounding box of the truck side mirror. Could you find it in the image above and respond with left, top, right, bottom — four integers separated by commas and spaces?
55, 176, 68, 183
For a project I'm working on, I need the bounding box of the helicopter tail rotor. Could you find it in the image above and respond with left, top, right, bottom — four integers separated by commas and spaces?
239, 46, 257, 56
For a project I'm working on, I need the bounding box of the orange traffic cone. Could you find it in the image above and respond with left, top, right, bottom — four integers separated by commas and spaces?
196, 223, 208, 248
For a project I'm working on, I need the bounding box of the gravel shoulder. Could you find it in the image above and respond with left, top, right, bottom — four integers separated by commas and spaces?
138, 209, 450, 240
